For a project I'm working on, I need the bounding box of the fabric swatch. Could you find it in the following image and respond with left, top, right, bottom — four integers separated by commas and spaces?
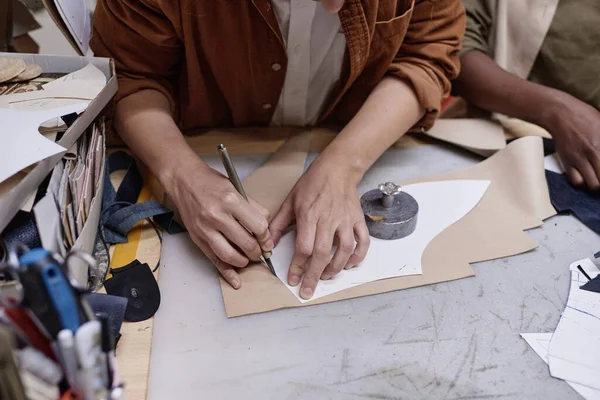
546, 170, 600, 234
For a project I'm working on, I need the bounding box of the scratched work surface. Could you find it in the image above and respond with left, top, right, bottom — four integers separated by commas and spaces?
148, 145, 600, 400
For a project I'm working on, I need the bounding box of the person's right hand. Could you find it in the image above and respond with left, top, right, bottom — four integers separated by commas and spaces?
547, 94, 600, 190
166, 159, 274, 289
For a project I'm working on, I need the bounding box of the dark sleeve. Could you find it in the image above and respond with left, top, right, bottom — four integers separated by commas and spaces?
90, 0, 182, 118
387, 0, 466, 131
460, 0, 494, 56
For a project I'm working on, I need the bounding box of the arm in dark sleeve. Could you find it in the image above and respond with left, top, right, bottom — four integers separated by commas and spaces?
460, 0, 494, 56
453, 0, 559, 127
91, 0, 182, 118
387, 0, 466, 131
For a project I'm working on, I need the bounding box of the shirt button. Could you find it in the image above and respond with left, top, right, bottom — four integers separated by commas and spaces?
271, 63, 282, 72
262, 103, 272, 110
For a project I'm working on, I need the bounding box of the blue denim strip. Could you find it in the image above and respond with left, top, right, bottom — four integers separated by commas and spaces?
102, 201, 172, 244
101, 152, 185, 245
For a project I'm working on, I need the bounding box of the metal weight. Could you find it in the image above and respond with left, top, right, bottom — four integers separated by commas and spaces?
360, 182, 419, 240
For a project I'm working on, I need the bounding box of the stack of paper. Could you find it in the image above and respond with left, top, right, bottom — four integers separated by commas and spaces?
521, 258, 600, 400
33, 119, 105, 255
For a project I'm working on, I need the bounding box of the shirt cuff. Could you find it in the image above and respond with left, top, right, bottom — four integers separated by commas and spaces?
387, 61, 446, 132
115, 73, 179, 122
458, 37, 490, 58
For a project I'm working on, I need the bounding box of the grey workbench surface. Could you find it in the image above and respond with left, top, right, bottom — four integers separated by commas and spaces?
148, 144, 600, 400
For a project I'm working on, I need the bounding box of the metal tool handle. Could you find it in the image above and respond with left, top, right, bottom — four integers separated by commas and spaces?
217, 144, 248, 201
217, 145, 277, 276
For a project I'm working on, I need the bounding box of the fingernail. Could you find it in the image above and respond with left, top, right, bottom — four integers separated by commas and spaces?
344, 264, 357, 270
321, 274, 332, 280
232, 279, 240, 289
300, 287, 314, 299
288, 274, 301, 286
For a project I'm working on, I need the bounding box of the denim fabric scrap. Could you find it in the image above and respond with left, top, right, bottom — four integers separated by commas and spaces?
101, 151, 184, 245
581, 276, 600, 294
545, 170, 600, 234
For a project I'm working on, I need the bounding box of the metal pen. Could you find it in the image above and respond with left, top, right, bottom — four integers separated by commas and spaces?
217, 144, 276, 276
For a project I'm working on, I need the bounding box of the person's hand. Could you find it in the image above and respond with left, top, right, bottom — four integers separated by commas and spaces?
547, 94, 600, 190
269, 155, 370, 300
167, 160, 274, 289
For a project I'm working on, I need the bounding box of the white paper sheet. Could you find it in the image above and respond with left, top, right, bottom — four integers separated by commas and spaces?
521, 333, 600, 400
19, 190, 37, 212
52, 0, 90, 55
0, 84, 98, 110
16, 64, 106, 130
36, 161, 67, 255
0, 102, 88, 184
547, 259, 600, 390
544, 154, 564, 174
521, 333, 554, 363
271, 180, 491, 302
43, 64, 106, 90
34, 194, 65, 256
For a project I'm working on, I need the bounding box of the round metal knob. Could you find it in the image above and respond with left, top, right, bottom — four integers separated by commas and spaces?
378, 182, 402, 208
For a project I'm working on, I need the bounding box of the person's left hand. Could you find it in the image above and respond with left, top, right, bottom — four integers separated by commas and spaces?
269, 155, 370, 300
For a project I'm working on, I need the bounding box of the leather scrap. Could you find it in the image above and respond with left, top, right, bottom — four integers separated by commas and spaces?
103, 260, 160, 322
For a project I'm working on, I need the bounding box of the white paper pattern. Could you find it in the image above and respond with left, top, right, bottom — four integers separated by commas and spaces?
521, 333, 600, 400
548, 258, 600, 390
43, 64, 106, 90
53, 0, 90, 54
0, 103, 88, 184
544, 154, 564, 174
271, 180, 491, 303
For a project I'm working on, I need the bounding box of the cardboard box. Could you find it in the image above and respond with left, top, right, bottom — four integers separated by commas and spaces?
0, 52, 116, 244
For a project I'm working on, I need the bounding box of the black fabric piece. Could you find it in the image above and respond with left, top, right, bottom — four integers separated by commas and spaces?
103, 151, 144, 206
541, 138, 556, 156
103, 260, 161, 322
32, 172, 53, 207
1, 211, 41, 250
546, 170, 600, 234
60, 112, 79, 128
581, 276, 600, 294
84, 293, 128, 339
0, 241, 5, 262
594, 251, 600, 259
109, 259, 142, 275
577, 265, 593, 281
508, 137, 556, 156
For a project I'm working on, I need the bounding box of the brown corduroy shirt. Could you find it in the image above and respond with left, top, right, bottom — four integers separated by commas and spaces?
91, 0, 465, 133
